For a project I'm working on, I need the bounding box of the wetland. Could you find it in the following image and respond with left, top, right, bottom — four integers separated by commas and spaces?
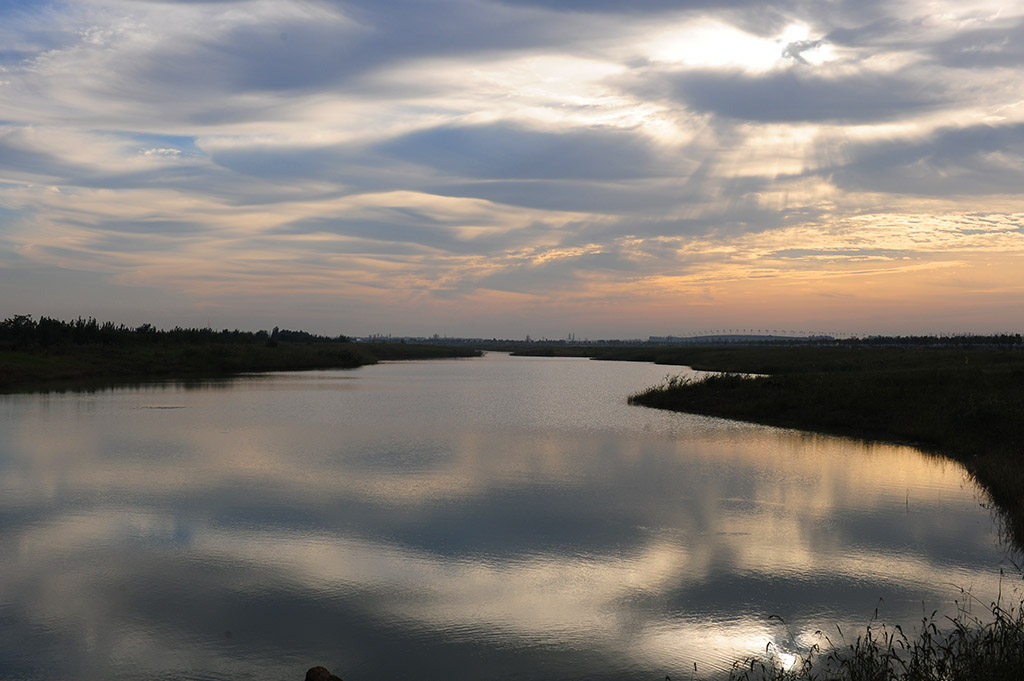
0, 351, 1018, 680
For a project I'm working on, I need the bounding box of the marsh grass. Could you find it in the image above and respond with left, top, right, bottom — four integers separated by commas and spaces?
728, 585, 1024, 681
0, 341, 481, 393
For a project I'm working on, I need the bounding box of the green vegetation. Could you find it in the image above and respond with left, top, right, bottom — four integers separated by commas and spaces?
728, 591, 1024, 680
0, 314, 480, 392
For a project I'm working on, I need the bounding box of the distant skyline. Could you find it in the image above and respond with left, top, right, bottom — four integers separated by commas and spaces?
2, 0, 1023, 339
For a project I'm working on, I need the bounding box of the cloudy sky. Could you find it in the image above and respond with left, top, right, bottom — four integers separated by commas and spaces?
2, 0, 1023, 338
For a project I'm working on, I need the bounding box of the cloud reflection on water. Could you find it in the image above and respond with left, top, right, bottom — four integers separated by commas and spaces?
0, 357, 1014, 679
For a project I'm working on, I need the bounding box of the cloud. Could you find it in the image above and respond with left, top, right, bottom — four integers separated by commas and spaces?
0, 128, 78, 180
659, 68, 948, 123
929, 17, 1024, 68
781, 38, 824, 64
493, 0, 747, 12
377, 122, 671, 181
470, 248, 643, 295
834, 122, 1024, 196
424, 179, 688, 215
272, 215, 470, 255
207, 142, 368, 182
2, 0, 1024, 335
102, 0, 589, 106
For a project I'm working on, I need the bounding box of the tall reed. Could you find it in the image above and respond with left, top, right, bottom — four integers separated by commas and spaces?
727, 580, 1024, 681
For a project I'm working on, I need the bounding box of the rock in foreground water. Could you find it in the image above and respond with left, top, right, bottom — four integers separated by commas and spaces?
305, 666, 343, 681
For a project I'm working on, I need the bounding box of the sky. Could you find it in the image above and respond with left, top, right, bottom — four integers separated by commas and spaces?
1, 0, 1023, 339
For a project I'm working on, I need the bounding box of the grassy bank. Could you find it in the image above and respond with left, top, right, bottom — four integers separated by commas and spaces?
0, 341, 480, 393
727, 590, 1024, 680
626, 346, 1024, 546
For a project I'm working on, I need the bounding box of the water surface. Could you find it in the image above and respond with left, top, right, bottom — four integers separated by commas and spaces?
0, 353, 1013, 680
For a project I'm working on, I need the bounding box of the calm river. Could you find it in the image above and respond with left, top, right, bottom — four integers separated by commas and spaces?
0, 353, 1014, 680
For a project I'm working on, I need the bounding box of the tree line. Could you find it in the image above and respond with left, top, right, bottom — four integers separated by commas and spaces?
0, 315, 350, 350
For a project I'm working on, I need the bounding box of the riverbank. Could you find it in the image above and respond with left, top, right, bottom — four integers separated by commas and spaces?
0, 341, 481, 393
622, 346, 1024, 547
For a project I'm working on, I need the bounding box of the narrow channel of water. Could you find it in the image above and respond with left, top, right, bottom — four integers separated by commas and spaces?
0, 353, 1015, 680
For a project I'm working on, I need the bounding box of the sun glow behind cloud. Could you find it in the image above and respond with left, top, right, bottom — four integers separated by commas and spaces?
1, 0, 1023, 335
647, 20, 834, 72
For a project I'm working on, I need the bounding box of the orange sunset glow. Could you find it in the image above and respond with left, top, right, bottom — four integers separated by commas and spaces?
2, 0, 1023, 337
